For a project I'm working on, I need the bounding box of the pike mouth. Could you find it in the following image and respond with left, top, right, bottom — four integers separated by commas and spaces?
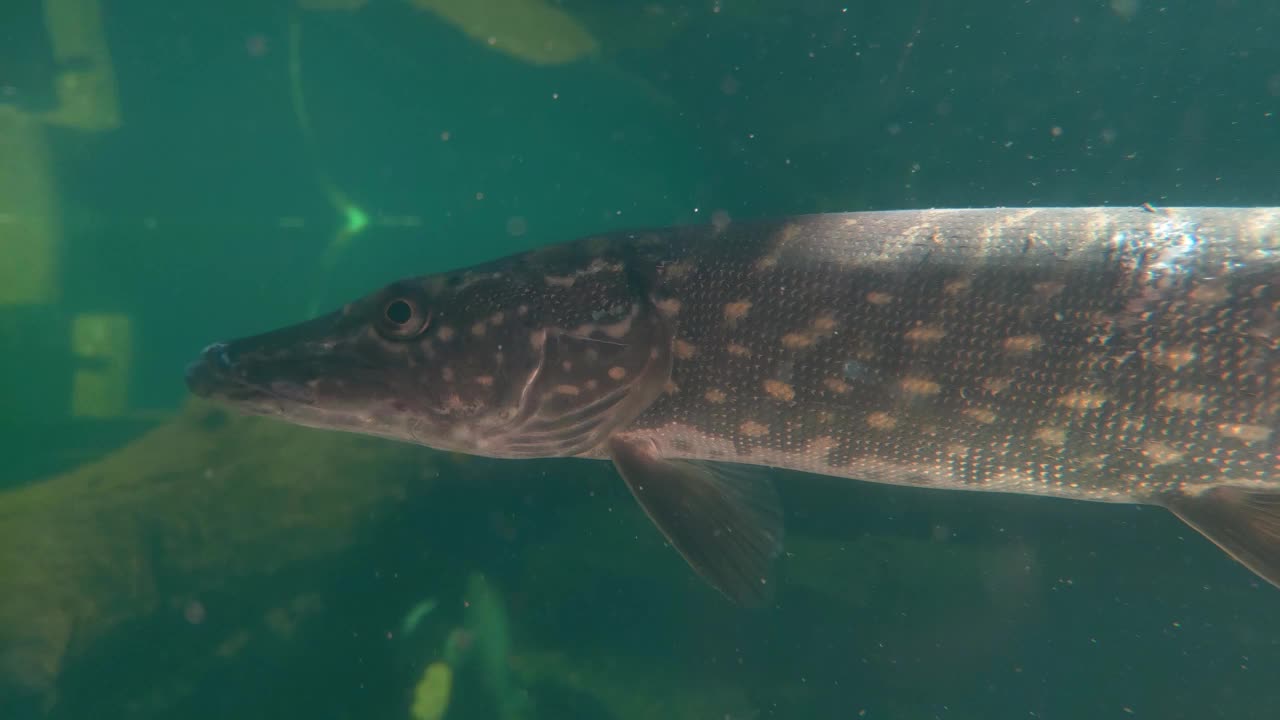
185, 342, 318, 410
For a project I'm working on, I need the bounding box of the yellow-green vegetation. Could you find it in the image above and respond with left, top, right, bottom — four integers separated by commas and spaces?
39, 0, 122, 131
410, 661, 453, 720
0, 111, 60, 307
408, 0, 599, 65
0, 399, 430, 708
69, 313, 133, 418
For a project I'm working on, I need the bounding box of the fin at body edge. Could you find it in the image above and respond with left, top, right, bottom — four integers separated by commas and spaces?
607, 434, 784, 607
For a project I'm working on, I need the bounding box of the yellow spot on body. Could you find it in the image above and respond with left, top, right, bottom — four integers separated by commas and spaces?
561, 360, 573, 372
806, 436, 839, 460
517, 305, 529, 317
723, 300, 753, 324
781, 332, 813, 350
544, 275, 576, 288
1081, 453, 1108, 470
674, 339, 697, 359
1003, 335, 1044, 353
811, 313, 838, 333
900, 376, 941, 395
779, 314, 841, 351
1218, 423, 1272, 442
601, 315, 635, 339
704, 389, 727, 404
655, 298, 682, 316
963, 407, 997, 424
824, 378, 850, 394
1157, 391, 1206, 412
608, 366, 627, 380
946, 443, 969, 458
740, 420, 770, 437
1188, 282, 1230, 304
585, 379, 598, 391
554, 384, 580, 396
474, 375, 494, 387
1035, 426, 1067, 446
1057, 390, 1108, 410
867, 412, 896, 430
663, 380, 680, 395
1148, 345, 1196, 370
490, 311, 505, 326
943, 278, 971, 295
471, 322, 487, 337
905, 324, 947, 343
763, 379, 795, 401
436, 326, 455, 341
982, 377, 1013, 395
1120, 416, 1147, 434
754, 255, 779, 271
866, 291, 894, 306
726, 343, 752, 357
1143, 441, 1184, 466
441, 367, 455, 382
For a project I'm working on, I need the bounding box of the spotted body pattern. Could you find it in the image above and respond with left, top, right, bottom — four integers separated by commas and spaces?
622, 208, 1277, 504
189, 207, 1279, 604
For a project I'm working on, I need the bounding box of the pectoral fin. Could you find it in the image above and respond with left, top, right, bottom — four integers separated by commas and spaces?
607, 435, 784, 606
1162, 486, 1280, 589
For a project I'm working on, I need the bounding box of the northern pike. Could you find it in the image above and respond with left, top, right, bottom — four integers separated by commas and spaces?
186, 207, 1279, 605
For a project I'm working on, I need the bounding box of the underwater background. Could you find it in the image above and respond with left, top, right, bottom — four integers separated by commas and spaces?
2, 0, 1279, 718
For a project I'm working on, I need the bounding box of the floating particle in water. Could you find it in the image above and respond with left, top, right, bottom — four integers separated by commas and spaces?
245, 33, 269, 58
184, 600, 207, 625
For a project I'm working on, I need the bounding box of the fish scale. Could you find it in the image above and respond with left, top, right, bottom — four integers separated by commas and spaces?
188, 206, 1278, 606
638, 210, 1272, 498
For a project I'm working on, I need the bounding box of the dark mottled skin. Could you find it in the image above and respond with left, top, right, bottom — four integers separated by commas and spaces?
187, 206, 1280, 596
621, 207, 1278, 504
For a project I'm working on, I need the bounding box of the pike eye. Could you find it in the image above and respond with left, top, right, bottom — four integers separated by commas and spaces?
386, 300, 412, 324
379, 297, 430, 339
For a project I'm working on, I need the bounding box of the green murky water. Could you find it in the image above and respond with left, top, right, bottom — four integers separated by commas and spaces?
2, 1, 1278, 718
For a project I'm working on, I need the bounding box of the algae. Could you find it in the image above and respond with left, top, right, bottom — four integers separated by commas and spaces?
408, 0, 599, 66
0, 399, 431, 710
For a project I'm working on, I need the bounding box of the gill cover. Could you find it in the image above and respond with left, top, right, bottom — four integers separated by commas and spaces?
482, 300, 675, 457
